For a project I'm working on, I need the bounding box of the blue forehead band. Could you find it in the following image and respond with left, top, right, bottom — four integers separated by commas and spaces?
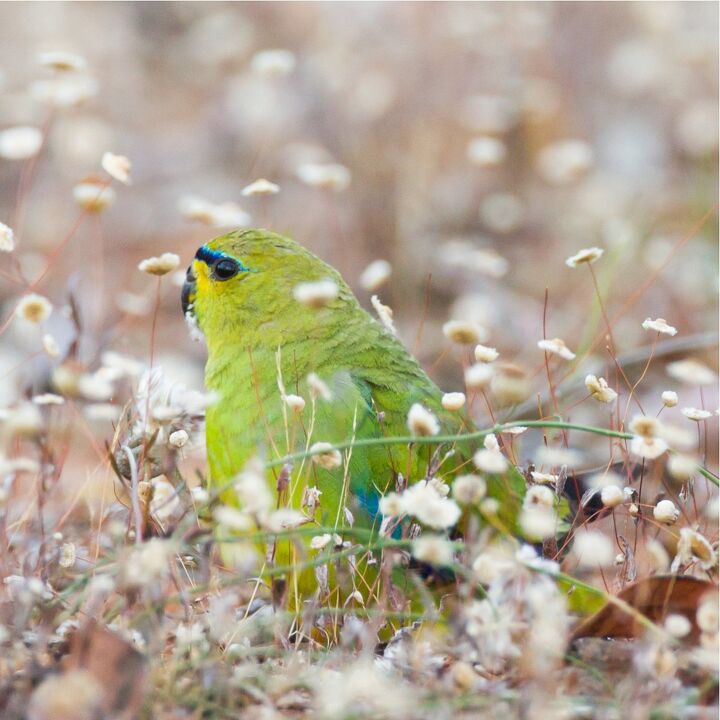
195, 245, 251, 272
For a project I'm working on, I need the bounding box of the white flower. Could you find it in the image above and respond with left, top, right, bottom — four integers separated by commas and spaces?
443, 319, 485, 345
441, 392, 466, 411
630, 435, 668, 460
101, 152, 131, 184
0, 126, 43, 160
16, 293, 52, 324
585, 374, 618, 403
520, 507, 557, 541
0, 222, 14, 252
241, 178, 280, 196
538, 338, 576, 360
467, 136, 507, 167
565, 246, 604, 267
37, 50, 87, 72
413, 535, 454, 565
573, 531, 614, 568
628, 415, 660, 438
667, 454, 697, 482
402, 482, 461, 529
537, 139, 593, 185
177, 195, 251, 227
407, 403, 440, 437
653, 499, 680, 525
642, 317, 677, 336
600, 485, 624, 508
310, 442, 343, 470
283, 394, 306, 413
32, 393, 64, 406
530, 471, 559, 486
214, 506, 253, 531
473, 448, 508, 474
30, 75, 97, 107
370, 295, 396, 335
452, 474, 486, 505
464, 363, 493, 389
263, 508, 306, 532
664, 614, 692, 639
296, 162, 351, 191
359, 259, 392, 291
675, 528, 716, 570
307, 373, 333, 401
251, 49, 296, 76
168, 429, 189, 448
484, 434, 499, 452
42, 334, 60, 358
310, 533, 341, 550
535, 445, 582, 467
379, 492, 404, 517
697, 594, 719, 633
149, 478, 180, 522
293, 279, 339, 307
138, 253, 180, 276
682, 407, 712, 421
474, 344, 499, 363
524, 485, 555, 510
479, 193, 524, 234
73, 178, 115, 212
666, 359, 717, 386
661, 390, 678, 408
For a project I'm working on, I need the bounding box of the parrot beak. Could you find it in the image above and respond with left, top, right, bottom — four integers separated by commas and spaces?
181, 264, 196, 317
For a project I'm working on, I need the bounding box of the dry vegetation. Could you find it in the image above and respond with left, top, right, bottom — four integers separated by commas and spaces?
0, 3, 718, 719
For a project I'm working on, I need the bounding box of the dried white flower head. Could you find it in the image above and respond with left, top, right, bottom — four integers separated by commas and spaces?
0, 126, 43, 160
73, 177, 115, 212
530, 471, 559, 486
16, 293, 52, 324
441, 392, 466, 411
150, 478, 180, 522
682, 407, 712, 421
407, 403, 440, 437
6, 402, 43, 436
413, 535, 454, 565
37, 50, 87, 72
630, 435, 668, 460
473, 447, 508, 474
464, 363, 493, 389
379, 491, 404, 518
664, 614, 692, 639
310, 533, 341, 550
520, 507, 557, 541
401, 482, 461, 529
138, 252, 180, 276
653, 499, 680, 525
585, 374, 618, 403
537, 139, 594, 185
168, 429, 189, 448
642, 317, 677, 336
629, 414, 660, 438
666, 359, 717, 386
178, 195, 251, 227
467, 136, 507, 167
538, 337, 576, 360
251, 48, 296, 76
443, 320, 486, 345
0, 222, 14, 252
452, 474, 486, 505
661, 390, 678, 408
601, 485, 624, 508
370, 295, 396, 335
241, 178, 280, 196
573, 531, 614, 568
307, 372, 333, 401
42, 333, 60, 358
675, 528, 717, 570
697, 593, 719, 634
283, 394, 306, 413
359, 259, 392, 291
293, 279, 339, 308
29, 75, 98, 107
524, 486, 555, 512
296, 162, 351, 191
233, 458, 273, 515
565, 246, 604, 267
32, 393, 64, 406
667, 454, 697, 482
310, 442, 343, 470
101, 152, 131, 184
474, 344, 499, 363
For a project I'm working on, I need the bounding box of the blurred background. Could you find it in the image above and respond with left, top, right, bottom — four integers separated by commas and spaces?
0, 2, 717, 468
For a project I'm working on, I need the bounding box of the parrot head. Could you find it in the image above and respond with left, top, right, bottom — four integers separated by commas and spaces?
182, 229, 349, 351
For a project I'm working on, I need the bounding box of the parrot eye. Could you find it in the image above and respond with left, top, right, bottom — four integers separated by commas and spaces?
213, 258, 240, 281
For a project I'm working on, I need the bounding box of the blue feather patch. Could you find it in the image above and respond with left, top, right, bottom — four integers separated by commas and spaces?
195, 245, 251, 272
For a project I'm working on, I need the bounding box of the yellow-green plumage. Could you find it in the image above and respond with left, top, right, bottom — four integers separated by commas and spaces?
184, 229, 522, 600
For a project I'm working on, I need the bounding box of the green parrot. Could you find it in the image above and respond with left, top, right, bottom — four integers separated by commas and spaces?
182, 229, 523, 604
